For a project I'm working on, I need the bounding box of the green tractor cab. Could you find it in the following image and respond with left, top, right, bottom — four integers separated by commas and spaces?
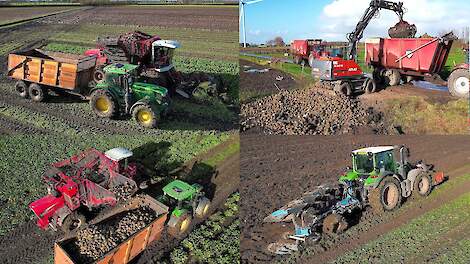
159, 180, 210, 237
89, 63, 170, 128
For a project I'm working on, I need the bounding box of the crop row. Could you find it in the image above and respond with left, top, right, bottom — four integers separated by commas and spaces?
164, 192, 240, 264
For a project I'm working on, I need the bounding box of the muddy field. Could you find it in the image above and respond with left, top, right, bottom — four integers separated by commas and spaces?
240, 135, 470, 263
42, 5, 237, 31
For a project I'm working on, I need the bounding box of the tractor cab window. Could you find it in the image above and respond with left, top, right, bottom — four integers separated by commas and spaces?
354, 154, 374, 174
153, 46, 174, 68
375, 151, 395, 172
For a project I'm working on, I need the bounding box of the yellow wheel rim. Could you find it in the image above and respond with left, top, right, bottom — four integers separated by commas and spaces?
137, 110, 153, 125
95, 97, 109, 113
203, 204, 210, 216
180, 218, 190, 232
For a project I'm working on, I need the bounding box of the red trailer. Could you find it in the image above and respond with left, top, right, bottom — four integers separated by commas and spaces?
365, 34, 468, 98
290, 39, 326, 65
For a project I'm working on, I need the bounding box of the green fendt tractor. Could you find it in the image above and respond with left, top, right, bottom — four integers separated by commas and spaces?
89, 63, 169, 128
265, 145, 446, 255
158, 180, 211, 237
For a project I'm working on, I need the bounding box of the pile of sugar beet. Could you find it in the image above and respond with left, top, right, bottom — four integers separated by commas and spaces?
241, 86, 396, 135
65, 206, 158, 263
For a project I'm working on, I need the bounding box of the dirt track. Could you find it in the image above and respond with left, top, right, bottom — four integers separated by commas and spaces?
240, 135, 470, 263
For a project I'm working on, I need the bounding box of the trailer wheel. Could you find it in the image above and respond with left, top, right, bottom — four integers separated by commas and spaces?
168, 212, 192, 238
384, 69, 401, 86
62, 212, 85, 233
195, 197, 211, 219
15, 81, 29, 99
364, 78, 377, 94
29, 83, 46, 102
132, 104, 158, 128
336, 82, 352, 96
413, 173, 432, 197
447, 69, 469, 98
322, 213, 348, 234
90, 89, 116, 118
369, 177, 402, 213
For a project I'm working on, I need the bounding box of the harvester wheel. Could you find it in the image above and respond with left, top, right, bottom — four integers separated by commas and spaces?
364, 78, 377, 94
322, 213, 348, 234
447, 69, 469, 98
90, 89, 116, 118
369, 177, 402, 213
195, 197, 211, 218
29, 83, 46, 102
384, 69, 401, 86
62, 212, 85, 233
132, 104, 158, 128
413, 173, 432, 197
168, 212, 192, 238
15, 81, 29, 99
336, 82, 352, 96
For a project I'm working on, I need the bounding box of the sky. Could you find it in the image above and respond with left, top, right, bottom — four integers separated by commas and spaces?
239, 0, 470, 44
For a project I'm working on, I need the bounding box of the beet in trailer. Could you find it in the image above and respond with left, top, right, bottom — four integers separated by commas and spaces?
365, 33, 469, 98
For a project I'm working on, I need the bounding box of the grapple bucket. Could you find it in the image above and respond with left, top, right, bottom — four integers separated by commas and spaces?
389, 20, 417, 38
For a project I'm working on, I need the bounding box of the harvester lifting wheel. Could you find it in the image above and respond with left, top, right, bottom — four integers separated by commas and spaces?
413, 173, 432, 197
132, 104, 158, 128
384, 69, 401, 86
29, 83, 46, 102
195, 197, 211, 218
322, 213, 348, 234
168, 212, 192, 238
62, 212, 85, 233
447, 69, 469, 98
15, 81, 29, 99
369, 177, 402, 213
90, 89, 116, 118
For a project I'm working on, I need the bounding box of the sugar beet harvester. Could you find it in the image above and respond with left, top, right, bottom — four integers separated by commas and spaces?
264, 145, 445, 255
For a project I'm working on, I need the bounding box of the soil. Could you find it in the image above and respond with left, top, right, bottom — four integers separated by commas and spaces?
240, 135, 470, 263
240, 59, 297, 98
0, 6, 75, 24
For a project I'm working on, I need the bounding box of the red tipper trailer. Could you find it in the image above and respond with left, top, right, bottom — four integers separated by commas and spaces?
290, 39, 324, 65
365, 34, 454, 86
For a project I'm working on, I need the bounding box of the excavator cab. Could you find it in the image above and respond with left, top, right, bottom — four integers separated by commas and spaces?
152, 40, 180, 72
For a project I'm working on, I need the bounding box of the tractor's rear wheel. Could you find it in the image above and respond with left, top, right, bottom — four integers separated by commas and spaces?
168, 212, 192, 238
15, 81, 29, 99
369, 177, 402, 213
90, 89, 116, 118
195, 197, 211, 219
322, 213, 348, 234
414, 173, 432, 197
448, 69, 469, 98
132, 104, 158, 128
62, 212, 85, 233
384, 69, 401, 86
29, 83, 46, 102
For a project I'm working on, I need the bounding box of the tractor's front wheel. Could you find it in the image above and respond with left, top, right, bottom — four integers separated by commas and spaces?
322, 213, 348, 234
413, 173, 432, 197
369, 177, 402, 213
90, 89, 116, 118
62, 212, 85, 233
168, 212, 192, 238
93, 66, 105, 83
132, 104, 159, 128
195, 197, 211, 219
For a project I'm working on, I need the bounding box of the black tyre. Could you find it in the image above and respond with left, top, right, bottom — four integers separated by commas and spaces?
447, 69, 469, 98
413, 173, 432, 197
369, 177, 402, 213
61, 212, 85, 233
29, 83, 46, 102
132, 104, 159, 128
15, 81, 29, 99
322, 213, 348, 234
90, 89, 116, 118
336, 82, 352, 96
373, 67, 385, 85
194, 197, 211, 219
167, 212, 192, 238
384, 69, 401, 86
364, 78, 377, 94
93, 67, 105, 83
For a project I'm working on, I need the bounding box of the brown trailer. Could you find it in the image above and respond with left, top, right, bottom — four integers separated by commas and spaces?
7, 49, 97, 102
54, 195, 168, 264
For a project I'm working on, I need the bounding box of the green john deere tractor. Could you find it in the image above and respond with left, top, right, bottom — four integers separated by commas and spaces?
158, 180, 211, 237
89, 63, 169, 128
